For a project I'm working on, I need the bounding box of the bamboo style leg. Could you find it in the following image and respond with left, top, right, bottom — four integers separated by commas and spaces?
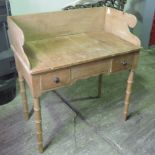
33, 97, 43, 153
98, 74, 103, 98
124, 70, 134, 121
18, 73, 29, 121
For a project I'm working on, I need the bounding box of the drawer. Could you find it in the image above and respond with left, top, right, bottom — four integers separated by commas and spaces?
71, 59, 111, 80
41, 69, 70, 91
112, 54, 134, 72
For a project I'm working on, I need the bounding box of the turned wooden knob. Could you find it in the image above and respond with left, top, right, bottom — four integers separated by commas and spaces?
52, 77, 60, 84
121, 60, 128, 66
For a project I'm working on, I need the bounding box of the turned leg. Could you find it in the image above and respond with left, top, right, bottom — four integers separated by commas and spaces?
124, 70, 134, 121
33, 97, 43, 153
98, 74, 103, 98
18, 73, 29, 121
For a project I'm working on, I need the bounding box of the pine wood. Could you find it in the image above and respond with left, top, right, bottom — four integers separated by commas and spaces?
7, 7, 141, 153
124, 70, 135, 121
22, 32, 139, 74
18, 73, 29, 121
71, 58, 110, 81
104, 7, 141, 46
10, 8, 106, 42
41, 69, 70, 91
112, 53, 134, 72
33, 97, 43, 153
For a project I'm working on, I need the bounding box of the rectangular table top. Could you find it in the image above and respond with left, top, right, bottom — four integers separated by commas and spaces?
24, 31, 140, 73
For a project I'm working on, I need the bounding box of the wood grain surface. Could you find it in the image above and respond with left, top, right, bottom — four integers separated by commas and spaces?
23, 32, 140, 74
7, 7, 141, 153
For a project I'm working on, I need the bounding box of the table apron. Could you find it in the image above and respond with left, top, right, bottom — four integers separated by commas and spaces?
39, 52, 139, 93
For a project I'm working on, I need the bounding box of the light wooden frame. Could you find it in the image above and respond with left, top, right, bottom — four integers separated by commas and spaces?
8, 7, 141, 153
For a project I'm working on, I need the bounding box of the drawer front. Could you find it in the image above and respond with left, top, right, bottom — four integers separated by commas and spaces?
112, 54, 135, 72
41, 69, 70, 91
71, 59, 111, 80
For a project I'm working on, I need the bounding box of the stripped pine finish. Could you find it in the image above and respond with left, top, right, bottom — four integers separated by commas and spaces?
18, 73, 29, 121
8, 7, 141, 153
124, 70, 135, 121
33, 97, 43, 153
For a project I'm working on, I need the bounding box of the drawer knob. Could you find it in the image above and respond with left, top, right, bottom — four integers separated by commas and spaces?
52, 77, 60, 84
121, 60, 128, 66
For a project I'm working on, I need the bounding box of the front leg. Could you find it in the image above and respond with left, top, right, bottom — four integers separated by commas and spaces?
33, 97, 44, 153
124, 69, 135, 121
18, 73, 29, 121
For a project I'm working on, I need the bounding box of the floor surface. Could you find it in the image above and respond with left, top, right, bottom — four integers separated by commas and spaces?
0, 49, 155, 155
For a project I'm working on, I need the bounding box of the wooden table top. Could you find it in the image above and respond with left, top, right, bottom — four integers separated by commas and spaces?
8, 7, 141, 75
23, 31, 140, 73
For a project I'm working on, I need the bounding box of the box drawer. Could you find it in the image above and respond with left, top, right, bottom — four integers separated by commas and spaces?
112, 54, 134, 72
71, 59, 111, 80
41, 69, 70, 91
